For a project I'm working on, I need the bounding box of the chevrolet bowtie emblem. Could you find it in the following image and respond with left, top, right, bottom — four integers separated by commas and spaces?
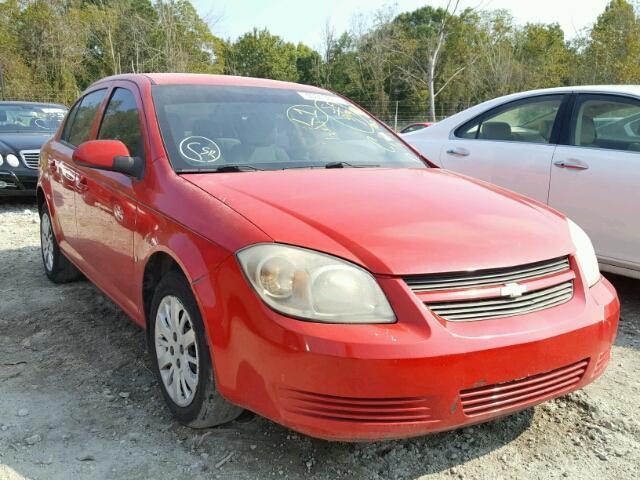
501, 282, 527, 298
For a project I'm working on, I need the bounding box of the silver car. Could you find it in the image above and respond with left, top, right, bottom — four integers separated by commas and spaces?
404, 86, 640, 279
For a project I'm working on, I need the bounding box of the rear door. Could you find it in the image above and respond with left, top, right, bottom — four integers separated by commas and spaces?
74, 84, 147, 315
48, 89, 107, 258
440, 94, 568, 203
549, 93, 640, 271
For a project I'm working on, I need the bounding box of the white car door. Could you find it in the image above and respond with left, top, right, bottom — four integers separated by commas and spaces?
549, 93, 640, 273
439, 94, 567, 204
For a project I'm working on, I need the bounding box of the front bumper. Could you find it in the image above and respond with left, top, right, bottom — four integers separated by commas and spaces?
0, 169, 37, 196
201, 257, 619, 441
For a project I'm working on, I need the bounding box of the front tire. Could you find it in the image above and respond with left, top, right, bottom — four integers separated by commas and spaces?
40, 206, 81, 283
149, 271, 242, 428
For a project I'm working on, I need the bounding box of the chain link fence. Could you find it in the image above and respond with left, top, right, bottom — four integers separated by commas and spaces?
358, 101, 473, 131
0, 88, 79, 106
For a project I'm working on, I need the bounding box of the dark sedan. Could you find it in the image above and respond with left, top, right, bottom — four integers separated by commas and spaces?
0, 101, 67, 196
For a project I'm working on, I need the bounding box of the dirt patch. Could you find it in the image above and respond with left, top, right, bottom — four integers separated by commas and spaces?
1, 199, 639, 480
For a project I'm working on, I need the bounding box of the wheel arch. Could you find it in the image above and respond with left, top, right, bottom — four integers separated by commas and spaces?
141, 249, 191, 328
36, 184, 63, 241
36, 186, 46, 214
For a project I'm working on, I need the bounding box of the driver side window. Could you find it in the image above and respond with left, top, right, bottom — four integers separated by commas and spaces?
98, 88, 145, 159
456, 95, 564, 144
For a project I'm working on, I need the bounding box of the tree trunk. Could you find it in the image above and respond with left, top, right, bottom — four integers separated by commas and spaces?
428, 56, 436, 122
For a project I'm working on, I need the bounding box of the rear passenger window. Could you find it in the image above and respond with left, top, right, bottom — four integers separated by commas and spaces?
573, 96, 640, 152
456, 96, 563, 144
98, 88, 144, 159
63, 89, 107, 147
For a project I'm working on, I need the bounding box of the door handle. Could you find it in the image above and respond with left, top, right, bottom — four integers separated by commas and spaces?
76, 176, 88, 193
62, 168, 76, 182
446, 147, 470, 157
553, 159, 589, 170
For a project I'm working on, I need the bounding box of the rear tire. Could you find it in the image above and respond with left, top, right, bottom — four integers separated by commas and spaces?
148, 271, 243, 428
40, 205, 81, 283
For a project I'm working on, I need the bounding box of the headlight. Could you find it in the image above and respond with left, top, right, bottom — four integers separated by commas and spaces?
237, 244, 396, 324
6, 154, 20, 168
567, 219, 600, 287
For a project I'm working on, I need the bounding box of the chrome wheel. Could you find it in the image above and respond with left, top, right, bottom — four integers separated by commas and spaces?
154, 295, 199, 407
40, 213, 54, 272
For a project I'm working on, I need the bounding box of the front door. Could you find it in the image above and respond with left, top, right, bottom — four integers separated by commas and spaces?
48, 89, 107, 259
74, 85, 147, 314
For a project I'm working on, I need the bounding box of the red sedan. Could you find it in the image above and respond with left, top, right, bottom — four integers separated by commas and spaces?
400, 121, 433, 133
37, 74, 619, 441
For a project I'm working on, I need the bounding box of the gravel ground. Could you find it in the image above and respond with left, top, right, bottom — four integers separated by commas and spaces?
0, 199, 639, 480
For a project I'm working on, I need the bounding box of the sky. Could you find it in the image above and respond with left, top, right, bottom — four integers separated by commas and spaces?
192, 0, 612, 50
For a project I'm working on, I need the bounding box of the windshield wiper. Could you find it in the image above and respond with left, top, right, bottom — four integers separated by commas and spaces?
324, 161, 380, 169
177, 164, 263, 173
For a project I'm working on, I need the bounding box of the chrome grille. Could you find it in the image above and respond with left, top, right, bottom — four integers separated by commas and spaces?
428, 281, 573, 321
19, 150, 40, 169
404, 257, 570, 292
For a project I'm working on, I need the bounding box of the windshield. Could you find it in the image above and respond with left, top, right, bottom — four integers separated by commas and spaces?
0, 104, 67, 133
152, 85, 427, 172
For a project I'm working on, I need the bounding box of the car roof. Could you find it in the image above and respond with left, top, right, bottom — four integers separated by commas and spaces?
91, 73, 327, 93
0, 101, 67, 109
493, 85, 640, 102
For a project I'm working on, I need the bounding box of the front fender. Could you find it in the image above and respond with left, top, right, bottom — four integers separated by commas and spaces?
134, 203, 235, 311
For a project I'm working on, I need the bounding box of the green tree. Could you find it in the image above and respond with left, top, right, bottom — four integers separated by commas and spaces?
155, 0, 226, 73
82, 0, 161, 80
580, 0, 640, 83
295, 42, 321, 85
514, 23, 574, 89
0, 0, 34, 100
15, 0, 89, 103
226, 28, 298, 81
393, 2, 480, 121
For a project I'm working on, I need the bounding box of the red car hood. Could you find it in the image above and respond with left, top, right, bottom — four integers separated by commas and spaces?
184, 168, 573, 275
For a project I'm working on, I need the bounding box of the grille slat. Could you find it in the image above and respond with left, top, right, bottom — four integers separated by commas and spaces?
460, 361, 588, 399
463, 376, 581, 415
405, 257, 569, 292
461, 369, 585, 407
288, 408, 432, 423
19, 150, 40, 169
429, 283, 572, 311
281, 389, 435, 424
429, 282, 573, 321
460, 359, 588, 416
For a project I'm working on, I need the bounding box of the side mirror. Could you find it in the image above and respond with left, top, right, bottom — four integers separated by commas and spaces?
73, 140, 143, 180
